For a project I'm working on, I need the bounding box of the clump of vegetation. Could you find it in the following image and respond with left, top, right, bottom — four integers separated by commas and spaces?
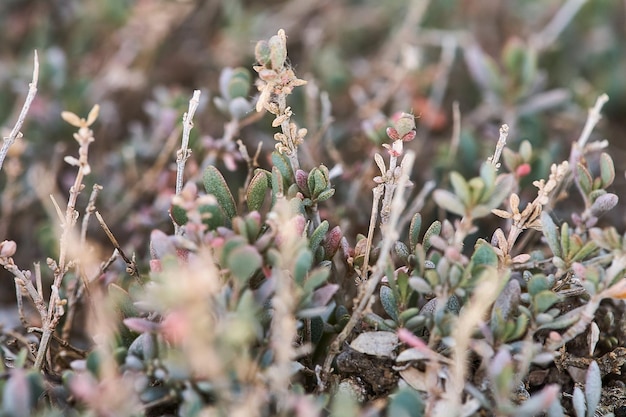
1, 2, 626, 416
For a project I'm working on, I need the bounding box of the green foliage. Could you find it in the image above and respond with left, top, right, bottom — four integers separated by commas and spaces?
2, 4, 626, 416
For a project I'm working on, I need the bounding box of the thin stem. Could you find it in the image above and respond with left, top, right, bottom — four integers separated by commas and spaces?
95, 211, 140, 282
0, 51, 39, 171
380, 153, 398, 225
175, 90, 201, 235
323, 151, 415, 380
488, 124, 509, 169
15, 278, 28, 328
361, 185, 384, 282
577, 93, 609, 149
531, 0, 588, 52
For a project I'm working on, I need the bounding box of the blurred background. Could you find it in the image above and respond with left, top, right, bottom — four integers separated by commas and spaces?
0, 0, 625, 306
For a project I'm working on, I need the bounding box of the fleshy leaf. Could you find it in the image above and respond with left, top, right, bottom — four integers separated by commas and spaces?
409, 213, 422, 251
533, 290, 560, 315
309, 220, 329, 254
203, 166, 237, 220
422, 221, 441, 253
380, 285, 399, 322
584, 361, 601, 417
227, 245, 262, 283
541, 212, 561, 258
599, 152, 615, 188
450, 172, 471, 205
433, 189, 466, 217
246, 169, 271, 211
388, 387, 425, 417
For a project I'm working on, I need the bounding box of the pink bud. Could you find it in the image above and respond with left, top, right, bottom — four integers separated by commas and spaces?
393, 113, 416, 138
401, 130, 416, 142
386, 127, 400, 141
295, 169, 309, 192
0, 240, 17, 258
516, 163, 532, 177
322, 226, 343, 259
149, 259, 162, 273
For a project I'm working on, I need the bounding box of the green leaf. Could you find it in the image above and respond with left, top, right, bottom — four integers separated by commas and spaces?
312, 168, 328, 197
203, 166, 237, 219
527, 274, 551, 297
450, 172, 471, 205
479, 162, 496, 189
502, 147, 520, 173
409, 213, 422, 251
470, 239, 499, 268
271, 151, 294, 184
388, 387, 425, 417
316, 188, 335, 202
303, 265, 330, 293
600, 152, 615, 188
433, 189, 466, 217
199, 202, 226, 230
484, 173, 515, 210
380, 285, 399, 323
533, 290, 560, 315
227, 68, 251, 99
170, 203, 188, 226
268, 31, 287, 69
468, 177, 486, 206
541, 212, 561, 258
294, 249, 314, 286
404, 314, 427, 332
571, 241, 598, 262
271, 166, 284, 204
309, 220, 329, 253
228, 245, 262, 284
310, 316, 325, 345
422, 221, 441, 253
519, 140, 532, 162
220, 236, 248, 266
86, 350, 102, 377
246, 169, 271, 211
560, 222, 570, 259
504, 313, 529, 342
398, 307, 421, 324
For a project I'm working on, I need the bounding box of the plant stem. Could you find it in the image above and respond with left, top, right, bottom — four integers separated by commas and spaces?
322, 151, 415, 380
175, 90, 201, 235
0, 51, 38, 171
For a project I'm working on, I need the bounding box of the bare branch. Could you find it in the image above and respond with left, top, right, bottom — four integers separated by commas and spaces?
0, 51, 39, 171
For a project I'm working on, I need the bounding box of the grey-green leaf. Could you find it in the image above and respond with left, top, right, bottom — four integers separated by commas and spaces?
450, 172, 471, 205
600, 152, 615, 188
422, 221, 441, 253
409, 213, 422, 251
203, 165, 237, 219
380, 285, 399, 322
541, 212, 561, 258
228, 245, 262, 283
584, 361, 601, 417
246, 169, 271, 211
433, 189, 466, 217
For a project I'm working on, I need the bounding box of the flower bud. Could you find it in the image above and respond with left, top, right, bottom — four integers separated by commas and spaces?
516, 163, 532, 177
392, 112, 416, 138
0, 240, 17, 258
